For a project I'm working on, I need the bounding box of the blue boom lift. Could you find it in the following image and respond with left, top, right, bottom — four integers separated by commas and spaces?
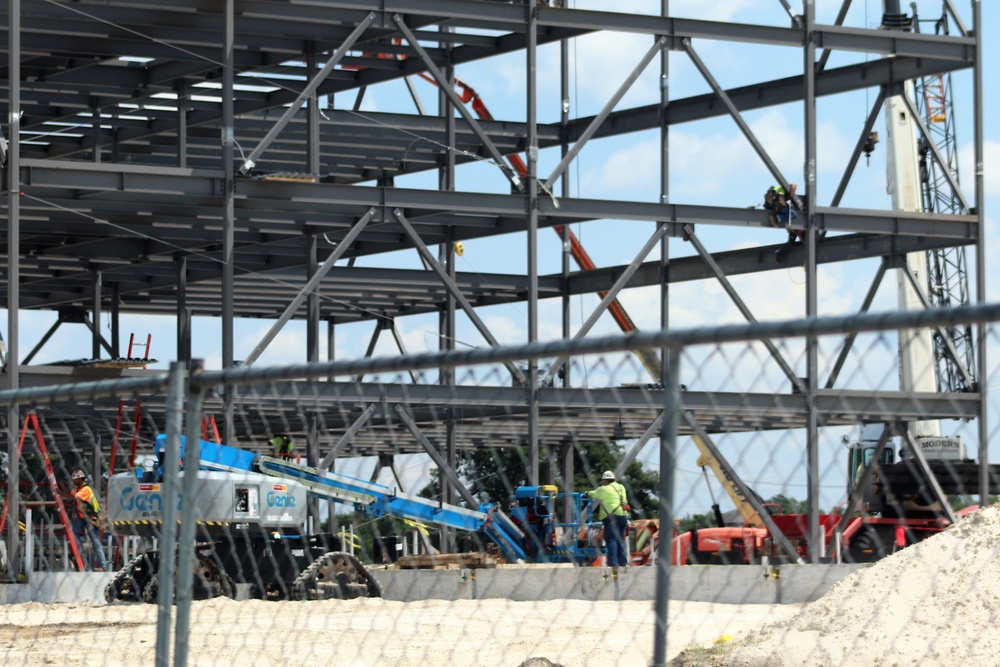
104, 436, 602, 603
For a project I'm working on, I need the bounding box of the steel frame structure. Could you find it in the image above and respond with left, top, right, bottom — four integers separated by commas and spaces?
0, 0, 988, 567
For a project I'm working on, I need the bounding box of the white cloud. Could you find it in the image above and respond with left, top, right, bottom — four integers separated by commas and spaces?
959, 139, 1000, 200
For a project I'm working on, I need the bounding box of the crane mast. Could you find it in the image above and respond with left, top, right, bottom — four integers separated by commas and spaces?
882, 1, 976, 439
911, 3, 977, 393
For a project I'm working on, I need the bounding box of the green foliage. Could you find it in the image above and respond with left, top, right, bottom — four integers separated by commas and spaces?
764, 494, 810, 514
678, 513, 718, 533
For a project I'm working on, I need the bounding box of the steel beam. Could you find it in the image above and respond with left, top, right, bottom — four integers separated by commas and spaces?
6, 0, 21, 580
683, 39, 801, 209
972, 0, 988, 504
803, 0, 821, 564
830, 87, 886, 207
393, 14, 523, 192
615, 410, 664, 477
393, 208, 526, 384
320, 403, 377, 469
900, 429, 958, 524
817, 0, 852, 73
393, 403, 479, 508
243, 208, 376, 366
897, 87, 970, 212
390, 322, 420, 384
222, 0, 236, 442
898, 261, 975, 390
544, 36, 666, 190
683, 225, 806, 394
21, 318, 63, 366
238, 13, 376, 174
541, 221, 672, 386
824, 259, 888, 389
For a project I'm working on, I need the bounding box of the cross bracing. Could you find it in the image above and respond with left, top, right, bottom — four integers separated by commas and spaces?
0, 1, 989, 565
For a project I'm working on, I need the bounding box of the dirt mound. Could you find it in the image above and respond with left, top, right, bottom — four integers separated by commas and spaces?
672, 503, 1000, 666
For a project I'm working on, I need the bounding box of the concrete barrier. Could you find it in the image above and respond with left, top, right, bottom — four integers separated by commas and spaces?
374, 562, 869, 604
0, 563, 868, 605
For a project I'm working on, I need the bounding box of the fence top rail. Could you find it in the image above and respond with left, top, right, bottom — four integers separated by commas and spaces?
0, 372, 170, 409
0, 303, 993, 404
191, 302, 1000, 389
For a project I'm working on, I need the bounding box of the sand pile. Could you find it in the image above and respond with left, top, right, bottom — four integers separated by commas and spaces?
673, 504, 1000, 666
0, 593, 800, 666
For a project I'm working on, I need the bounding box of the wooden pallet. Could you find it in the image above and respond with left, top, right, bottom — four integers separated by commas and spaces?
393, 552, 499, 570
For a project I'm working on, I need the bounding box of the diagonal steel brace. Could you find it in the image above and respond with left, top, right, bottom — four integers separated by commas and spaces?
393, 208, 526, 384
825, 258, 888, 388
541, 220, 672, 386
244, 207, 377, 366
545, 37, 666, 190
683, 39, 802, 210
393, 14, 523, 192
394, 403, 480, 508
320, 404, 377, 470
239, 12, 377, 174
684, 224, 806, 394
898, 89, 970, 212
899, 261, 975, 390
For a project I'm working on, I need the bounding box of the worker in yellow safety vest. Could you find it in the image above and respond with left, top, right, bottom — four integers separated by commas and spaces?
70, 469, 108, 572
586, 470, 630, 569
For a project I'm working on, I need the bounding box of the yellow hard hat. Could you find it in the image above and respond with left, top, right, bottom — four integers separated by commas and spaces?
454, 241, 465, 256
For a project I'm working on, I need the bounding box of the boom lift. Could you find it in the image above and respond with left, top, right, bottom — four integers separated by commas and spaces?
104, 435, 603, 603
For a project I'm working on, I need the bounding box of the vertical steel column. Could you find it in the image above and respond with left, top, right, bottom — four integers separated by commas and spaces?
176, 255, 189, 368
972, 0, 988, 501
307, 49, 320, 177
660, 0, 671, 388
559, 33, 571, 390
222, 0, 235, 440
176, 83, 187, 168
803, 0, 821, 562
651, 345, 681, 667
174, 359, 205, 667
6, 0, 21, 580
110, 282, 120, 358
526, 0, 540, 485
306, 234, 320, 527
154, 362, 184, 667
438, 26, 457, 552
91, 99, 101, 163
92, 270, 102, 360
559, 18, 572, 522
307, 235, 319, 363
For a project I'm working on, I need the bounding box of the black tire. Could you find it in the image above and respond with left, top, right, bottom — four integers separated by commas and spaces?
847, 526, 895, 563
142, 574, 160, 604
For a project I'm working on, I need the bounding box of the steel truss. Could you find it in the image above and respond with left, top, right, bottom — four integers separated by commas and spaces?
1, 1, 988, 567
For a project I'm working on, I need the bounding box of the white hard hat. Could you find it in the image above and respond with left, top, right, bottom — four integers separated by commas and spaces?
602, 470, 615, 481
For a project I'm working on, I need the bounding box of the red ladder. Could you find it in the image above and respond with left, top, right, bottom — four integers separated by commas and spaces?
0, 413, 86, 571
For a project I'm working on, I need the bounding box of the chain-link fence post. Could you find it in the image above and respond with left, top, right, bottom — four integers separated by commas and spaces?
155, 361, 186, 667
174, 359, 205, 666
651, 344, 682, 667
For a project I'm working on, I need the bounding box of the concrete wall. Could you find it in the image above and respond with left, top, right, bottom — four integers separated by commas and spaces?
374, 562, 869, 604
0, 563, 868, 605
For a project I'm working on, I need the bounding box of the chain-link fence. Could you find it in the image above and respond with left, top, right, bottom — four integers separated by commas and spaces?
0, 302, 997, 666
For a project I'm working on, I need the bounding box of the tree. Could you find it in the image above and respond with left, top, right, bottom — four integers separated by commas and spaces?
765, 494, 810, 514
418, 440, 660, 518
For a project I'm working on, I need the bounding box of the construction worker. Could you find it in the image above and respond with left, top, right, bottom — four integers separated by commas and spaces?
70, 469, 108, 572
587, 470, 630, 570
270, 433, 295, 460
763, 183, 802, 263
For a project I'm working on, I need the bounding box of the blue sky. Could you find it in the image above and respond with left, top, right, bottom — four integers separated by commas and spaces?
6, 1, 998, 516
